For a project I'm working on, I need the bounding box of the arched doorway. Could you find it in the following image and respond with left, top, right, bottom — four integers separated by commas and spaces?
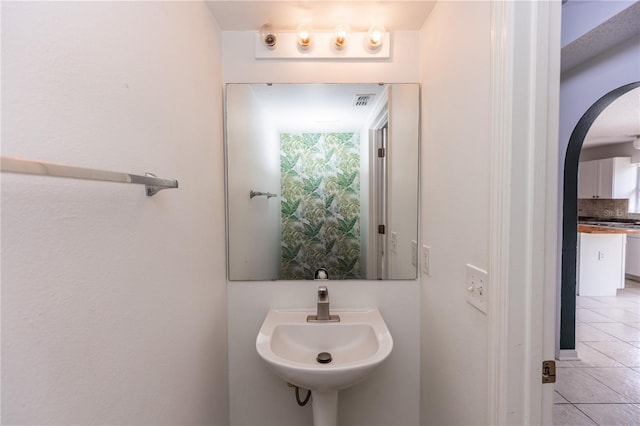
560, 81, 640, 352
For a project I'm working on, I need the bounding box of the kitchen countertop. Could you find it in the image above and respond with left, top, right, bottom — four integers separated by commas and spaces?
578, 224, 640, 234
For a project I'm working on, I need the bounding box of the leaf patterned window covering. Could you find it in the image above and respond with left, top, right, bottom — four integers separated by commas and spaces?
280, 132, 361, 280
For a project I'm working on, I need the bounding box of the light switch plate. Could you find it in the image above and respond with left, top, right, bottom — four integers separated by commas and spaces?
390, 232, 398, 253
466, 264, 488, 314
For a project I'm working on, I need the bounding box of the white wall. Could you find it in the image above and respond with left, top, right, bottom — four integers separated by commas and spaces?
223, 31, 422, 426
580, 141, 640, 163
226, 84, 281, 280
1, 2, 229, 424
419, 1, 492, 424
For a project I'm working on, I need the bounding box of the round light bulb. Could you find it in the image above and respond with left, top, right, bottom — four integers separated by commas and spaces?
367, 24, 386, 49
333, 24, 350, 49
297, 24, 312, 48
260, 23, 277, 48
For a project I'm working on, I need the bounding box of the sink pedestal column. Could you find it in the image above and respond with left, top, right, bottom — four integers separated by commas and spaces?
311, 390, 338, 426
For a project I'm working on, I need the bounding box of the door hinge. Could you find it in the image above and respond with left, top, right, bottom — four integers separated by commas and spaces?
378, 148, 385, 158
542, 360, 556, 383
378, 224, 385, 234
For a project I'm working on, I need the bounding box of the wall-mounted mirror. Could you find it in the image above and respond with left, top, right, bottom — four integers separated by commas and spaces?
225, 83, 419, 281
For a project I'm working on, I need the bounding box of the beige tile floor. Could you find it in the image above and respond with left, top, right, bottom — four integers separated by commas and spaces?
554, 280, 640, 425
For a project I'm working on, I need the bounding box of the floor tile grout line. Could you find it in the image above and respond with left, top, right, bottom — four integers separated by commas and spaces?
555, 390, 640, 405
574, 370, 639, 404
581, 340, 640, 369
582, 305, 640, 324
571, 401, 601, 425
567, 402, 640, 405
576, 341, 628, 368
591, 325, 640, 337
576, 322, 627, 343
556, 368, 632, 405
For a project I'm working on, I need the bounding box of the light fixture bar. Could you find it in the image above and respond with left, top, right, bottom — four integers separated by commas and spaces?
254, 31, 390, 59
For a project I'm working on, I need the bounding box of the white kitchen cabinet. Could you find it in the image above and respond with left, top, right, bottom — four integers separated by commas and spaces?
577, 157, 635, 200
577, 232, 626, 296
578, 160, 598, 199
626, 234, 640, 279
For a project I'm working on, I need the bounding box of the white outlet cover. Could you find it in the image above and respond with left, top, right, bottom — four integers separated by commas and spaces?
466, 264, 488, 314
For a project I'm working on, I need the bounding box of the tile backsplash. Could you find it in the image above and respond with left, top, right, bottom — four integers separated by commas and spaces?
578, 198, 629, 218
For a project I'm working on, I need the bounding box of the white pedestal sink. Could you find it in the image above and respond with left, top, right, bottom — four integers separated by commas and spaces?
256, 309, 393, 426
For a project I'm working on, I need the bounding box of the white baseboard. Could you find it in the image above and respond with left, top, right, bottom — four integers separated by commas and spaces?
557, 349, 580, 361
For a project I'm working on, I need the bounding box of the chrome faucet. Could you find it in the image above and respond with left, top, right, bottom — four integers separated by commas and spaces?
316, 286, 330, 320
307, 285, 340, 322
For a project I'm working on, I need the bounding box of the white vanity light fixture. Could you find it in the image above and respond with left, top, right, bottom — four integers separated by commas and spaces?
259, 23, 278, 48
254, 23, 390, 59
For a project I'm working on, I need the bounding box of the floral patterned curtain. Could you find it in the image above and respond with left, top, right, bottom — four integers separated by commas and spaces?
280, 132, 361, 279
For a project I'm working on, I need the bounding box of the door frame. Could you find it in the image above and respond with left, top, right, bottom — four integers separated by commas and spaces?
367, 93, 390, 279
487, 1, 561, 424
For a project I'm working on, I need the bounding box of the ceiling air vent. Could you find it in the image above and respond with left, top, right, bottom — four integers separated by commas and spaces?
353, 94, 375, 107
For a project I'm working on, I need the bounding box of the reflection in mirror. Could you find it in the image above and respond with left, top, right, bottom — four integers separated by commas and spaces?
225, 83, 419, 281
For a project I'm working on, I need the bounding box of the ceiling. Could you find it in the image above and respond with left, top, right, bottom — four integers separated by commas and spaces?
205, 1, 436, 32
561, 1, 640, 73
583, 87, 640, 148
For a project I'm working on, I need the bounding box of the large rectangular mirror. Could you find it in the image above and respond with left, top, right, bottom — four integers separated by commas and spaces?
225, 83, 419, 280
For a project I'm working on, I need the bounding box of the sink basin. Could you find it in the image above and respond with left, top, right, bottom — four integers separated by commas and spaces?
256, 309, 393, 392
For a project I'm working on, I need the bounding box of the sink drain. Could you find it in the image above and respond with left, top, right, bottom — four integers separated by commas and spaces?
316, 352, 332, 364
